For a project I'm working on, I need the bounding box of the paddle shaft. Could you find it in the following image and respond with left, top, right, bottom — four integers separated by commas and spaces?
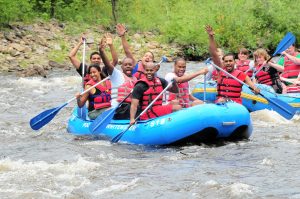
82, 39, 86, 88
68, 76, 110, 104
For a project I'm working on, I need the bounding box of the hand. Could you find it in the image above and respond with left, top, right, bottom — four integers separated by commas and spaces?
116, 23, 127, 37
130, 118, 136, 125
99, 37, 106, 50
281, 51, 288, 56
105, 33, 113, 46
75, 92, 81, 99
205, 25, 215, 36
253, 87, 260, 95
80, 33, 86, 44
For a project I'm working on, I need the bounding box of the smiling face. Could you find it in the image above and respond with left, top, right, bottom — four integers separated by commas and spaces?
144, 62, 156, 81
88, 65, 101, 82
121, 57, 134, 77
255, 55, 266, 65
90, 53, 102, 65
141, 52, 154, 67
223, 55, 235, 73
174, 59, 186, 77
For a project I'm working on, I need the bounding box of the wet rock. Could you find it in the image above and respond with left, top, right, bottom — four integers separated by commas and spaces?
48, 60, 66, 69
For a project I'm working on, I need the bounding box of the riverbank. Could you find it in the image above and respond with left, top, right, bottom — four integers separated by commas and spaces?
0, 20, 182, 77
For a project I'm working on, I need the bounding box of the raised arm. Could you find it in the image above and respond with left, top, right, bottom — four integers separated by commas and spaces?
99, 36, 114, 75
105, 33, 118, 66
282, 51, 300, 65
174, 68, 208, 83
205, 25, 222, 68
68, 35, 84, 69
116, 23, 137, 65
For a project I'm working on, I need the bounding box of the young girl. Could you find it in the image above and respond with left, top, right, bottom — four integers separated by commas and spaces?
253, 48, 283, 93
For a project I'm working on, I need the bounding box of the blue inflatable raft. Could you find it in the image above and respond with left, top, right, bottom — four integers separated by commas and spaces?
67, 102, 253, 145
192, 81, 300, 112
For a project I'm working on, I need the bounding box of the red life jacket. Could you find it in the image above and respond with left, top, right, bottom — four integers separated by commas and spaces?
217, 70, 244, 104
133, 61, 146, 80
138, 77, 164, 120
282, 53, 300, 78
211, 69, 219, 81
236, 60, 253, 77
83, 74, 92, 85
86, 79, 112, 111
117, 75, 137, 103
168, 73, 190, 107
286, 85, 300, 93
255, 64, 273, 85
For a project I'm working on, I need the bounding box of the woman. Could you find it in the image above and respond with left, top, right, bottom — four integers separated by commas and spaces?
76, 64, 112, 119
253, 48, 283, 93
116, 23, 157, 80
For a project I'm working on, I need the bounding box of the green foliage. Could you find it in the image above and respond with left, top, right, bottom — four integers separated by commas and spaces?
1, 0, 300, 59
0, 0, 34, 26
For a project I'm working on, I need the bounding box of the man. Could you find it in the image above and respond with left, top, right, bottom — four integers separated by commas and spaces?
99, 37, 136, 119
130, 63, 182, 125
68, 33, 118, 83
165, 57, 208, 107
205, 25, 260, 104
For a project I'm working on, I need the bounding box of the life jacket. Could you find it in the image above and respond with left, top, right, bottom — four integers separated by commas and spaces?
133, 61, 146, 80
236, 60, 253, 77
282, 52, 300, 78
255, 64, 273, 86
217, 70, 243, 104
117, 75, 137, 103
211, 69, 219, 81
86, 79, 112, 111
168, 73, 190, 107
83, 74, 92, 85
138, 77, 164, 120
286, 85, 300, 93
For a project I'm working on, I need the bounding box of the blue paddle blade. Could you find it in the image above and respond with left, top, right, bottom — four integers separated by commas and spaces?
161, 56, 168, 62
30, 103, 68, 130
259, 93, 296, 120
111, 124, 133, 143
272, 32, 296, 56
89, 107, 117, 134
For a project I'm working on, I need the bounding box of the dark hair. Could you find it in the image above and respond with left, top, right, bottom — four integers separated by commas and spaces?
89, 52, 101, 60
88, 63, 101, 74
222, 53, 236, 60
174, 57, 186, 65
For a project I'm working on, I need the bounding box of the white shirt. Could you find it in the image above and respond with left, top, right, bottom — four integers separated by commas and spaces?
110, 68, 125, 87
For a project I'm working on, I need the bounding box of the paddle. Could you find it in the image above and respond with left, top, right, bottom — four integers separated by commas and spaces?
252, 32, 296, 79
89, 91, 132, 134
111, 80, 174, 143
30, 76, 110, 130
89, 56, 168, 134
207, 59, 296, 120
78, 38, 87, 119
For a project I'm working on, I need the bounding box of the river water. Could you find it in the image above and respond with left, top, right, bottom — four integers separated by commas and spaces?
0, 62, 300, 199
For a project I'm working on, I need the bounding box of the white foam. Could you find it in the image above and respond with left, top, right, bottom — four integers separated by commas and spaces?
251, 109, 292, 124
92, 178, 139, 196
228, 183, 253, 197
261, 158, 274, 166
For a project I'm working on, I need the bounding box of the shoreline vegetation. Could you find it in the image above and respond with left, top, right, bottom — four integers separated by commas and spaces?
0, 0, 299, 77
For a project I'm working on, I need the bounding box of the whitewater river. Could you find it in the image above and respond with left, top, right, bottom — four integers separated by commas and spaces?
0, 62, 300, 199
